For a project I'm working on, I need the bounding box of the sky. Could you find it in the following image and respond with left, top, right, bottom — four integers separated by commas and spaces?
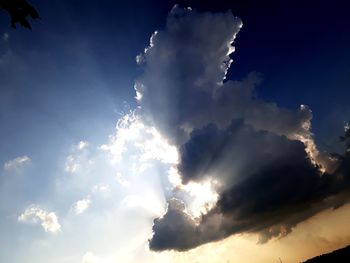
0, 1, 350, 262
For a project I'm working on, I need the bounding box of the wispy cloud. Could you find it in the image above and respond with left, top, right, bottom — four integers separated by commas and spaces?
92, 184, 110, 193
64, 140, 90, 173
4, 155, 31, 171
65, 154, 80, 173
18, 206, 61, 233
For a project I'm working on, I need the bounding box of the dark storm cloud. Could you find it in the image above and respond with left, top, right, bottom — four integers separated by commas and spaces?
134, 6, 349, 251
179, 119, 311, 185
149, 199, 200, 251
150, 122, 350, 251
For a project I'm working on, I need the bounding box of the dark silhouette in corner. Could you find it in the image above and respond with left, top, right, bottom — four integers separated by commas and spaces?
0, 0, 40, 29
303, 245, 350, 262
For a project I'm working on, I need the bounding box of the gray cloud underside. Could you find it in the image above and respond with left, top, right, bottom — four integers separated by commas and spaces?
152, 121, 349, 251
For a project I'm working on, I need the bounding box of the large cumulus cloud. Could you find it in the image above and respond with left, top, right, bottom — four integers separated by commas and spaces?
136, 6, 315, 147
134, 6, 349, 251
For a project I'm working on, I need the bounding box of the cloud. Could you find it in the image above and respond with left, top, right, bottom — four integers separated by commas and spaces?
3, 155, 31, 171
92, 183, 111, 193
132, 6, 350, 251
135, 6, 322, 157
77, 140, 89, 150
18, 206, 61, 233
82, 252, 100, 263
3, 32, 9, 42
73, 198, 91, 215
151, 121, 350, 251
64, 140, 90, 173
65, 154, 80, 173
135, 6, 243, 145
100, 112, 178, 165
135, 4, 335, 172
149, 198, 201, 251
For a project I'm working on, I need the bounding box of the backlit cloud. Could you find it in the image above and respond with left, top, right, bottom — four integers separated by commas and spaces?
131, 6, 350, 251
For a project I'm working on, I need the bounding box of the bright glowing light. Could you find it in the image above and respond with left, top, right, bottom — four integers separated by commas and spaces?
101, 110, 216, 221
137, 127, 178, 164
168, 167, 219, 218
120, 194, 165, 217
101, 111, 178, 165
292, 105, 336, 173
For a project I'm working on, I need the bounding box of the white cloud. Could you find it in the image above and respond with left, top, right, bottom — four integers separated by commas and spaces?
65, 154, 80, 173
4, 155, 31, 171
18, 206, 61, 233
77, 140, 89, 151
101, 111, 178, 165
73, 198, 91, 215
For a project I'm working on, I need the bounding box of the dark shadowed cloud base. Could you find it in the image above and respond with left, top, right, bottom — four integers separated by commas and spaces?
150, 121, 350, 251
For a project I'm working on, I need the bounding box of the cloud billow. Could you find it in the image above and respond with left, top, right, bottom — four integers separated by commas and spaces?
18, 206, 61, 233
135, 6, 350, 251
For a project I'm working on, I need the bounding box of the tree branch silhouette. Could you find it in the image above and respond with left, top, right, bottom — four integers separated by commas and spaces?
0, 0, 40, 30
